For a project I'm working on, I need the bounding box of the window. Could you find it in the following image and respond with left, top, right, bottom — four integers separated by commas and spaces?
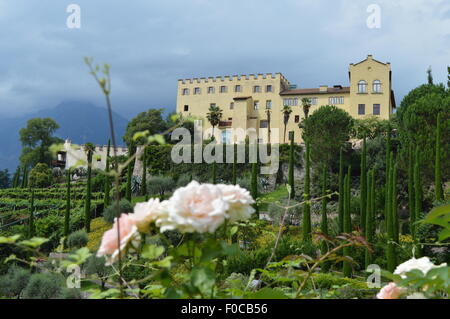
254, 86, 261, 93
358, 104, 365, 115
358, 80, 367, 93
260, 120, 268, 128
182, 88, 189, 95
220, 86, 227, 93
373, 104, 381, 115
221, 130, 231, 144
184, 105, 189, 112
266, 85, 273, 92
295, 115, 300, 123
208, 87, 215, 94
266, 100, 272, 109
310, 97, 318, 105
235, 85, 241, 92
288, 131, 294, 141
254, 101, 260, 110
328, 96, 344, 105
230, 102, 234, 110
194, 87, 201, 95
283, 98, 298, 106
373, 80, 381, 93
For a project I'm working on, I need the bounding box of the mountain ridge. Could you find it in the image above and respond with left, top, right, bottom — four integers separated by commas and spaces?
0, 101, 129, 172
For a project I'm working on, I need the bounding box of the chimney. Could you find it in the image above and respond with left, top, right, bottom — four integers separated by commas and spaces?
319, 85, 328, 92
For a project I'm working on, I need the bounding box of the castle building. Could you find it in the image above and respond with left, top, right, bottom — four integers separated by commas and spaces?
176, 55, 396, 144
54, 139, 128, 171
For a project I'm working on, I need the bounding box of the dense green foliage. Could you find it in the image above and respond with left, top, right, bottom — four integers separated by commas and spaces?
301, 105, 353, 167
123, 109, 168, 149
19, 118, 63, 167
67, 229, 88, 249
103, 199, 133, 224
28, 163, 52, 188
84, 143, 94, 232
396, 84, 450, 181
302, 140, 311, 243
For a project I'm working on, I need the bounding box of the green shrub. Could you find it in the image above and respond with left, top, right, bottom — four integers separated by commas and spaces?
84, 256, 111, 290
59, 288, 82, 299
225, 248, 270, 276
91, 170, 107, 192
28, 163, 53, 188
147, 176, 176, 199
22, 273, 63, 299
67, 229, 88, 249
103, 199, 133, 223
176, 173, 192, 188
0, 266, 31, 298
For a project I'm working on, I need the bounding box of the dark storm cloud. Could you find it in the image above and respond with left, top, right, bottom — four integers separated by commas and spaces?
0, 0, 448, 119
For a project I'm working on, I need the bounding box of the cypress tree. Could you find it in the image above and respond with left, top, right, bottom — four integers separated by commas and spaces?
320, 164, 330, 272
365, 170, 375, 268
141, 146, 148, 201
232, 143, 237, 185
104, 139, 111, 208
360, 137, 367, 233
302, 140, 311, 243
64, 168, 71, 237
392, 161, 399, 244
250, 162, 258, 216
435, 113, 443, 201
212, 161, 217, 184
12, 167, 18, 188
413, 147, 422, 255
84, 145, 93, 233
126, 161, 132, 202
28, 188, 35, 238
21, 166, 28, 189
338, 148, 344, 233
384, 126, 392, 221
386, 153, 396, 273
408, 143, 415, 237
342, 166, 352, 277
288, 132, 295, 199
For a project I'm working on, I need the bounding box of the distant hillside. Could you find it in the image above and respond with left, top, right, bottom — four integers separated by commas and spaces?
0, 101, 129, 172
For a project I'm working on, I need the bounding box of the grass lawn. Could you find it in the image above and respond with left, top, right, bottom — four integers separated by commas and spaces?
258, 185, 289, 211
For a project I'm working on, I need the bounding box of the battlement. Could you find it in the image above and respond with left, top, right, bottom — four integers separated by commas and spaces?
178, 72, 290, 85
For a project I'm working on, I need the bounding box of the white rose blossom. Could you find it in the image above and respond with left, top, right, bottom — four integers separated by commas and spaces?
130, 198, 162, 232
394, 257, 447, 278
217, 184, 255, 222
160, 181, 230, 234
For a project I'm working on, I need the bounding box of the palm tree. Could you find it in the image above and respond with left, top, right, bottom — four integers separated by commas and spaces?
281, 105, 292, 143
301, 98, 312, 119
206, 105, 223, 141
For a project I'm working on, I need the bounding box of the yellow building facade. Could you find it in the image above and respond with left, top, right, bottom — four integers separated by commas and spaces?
176, 55, 396, 144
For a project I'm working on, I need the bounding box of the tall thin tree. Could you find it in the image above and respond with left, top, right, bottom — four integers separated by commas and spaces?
84, 143, 94, 233
338, 148, 344, 233
360, 137, 367, 233
435, 113, 443, 201
64, 168, 71, 237
302, 140, 312, 243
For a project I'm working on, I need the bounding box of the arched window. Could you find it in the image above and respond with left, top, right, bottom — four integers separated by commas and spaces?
358, 80, 367, 93
373, 80, 381, 93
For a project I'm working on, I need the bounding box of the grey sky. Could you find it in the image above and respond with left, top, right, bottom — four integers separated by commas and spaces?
0, 0, 449, 119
